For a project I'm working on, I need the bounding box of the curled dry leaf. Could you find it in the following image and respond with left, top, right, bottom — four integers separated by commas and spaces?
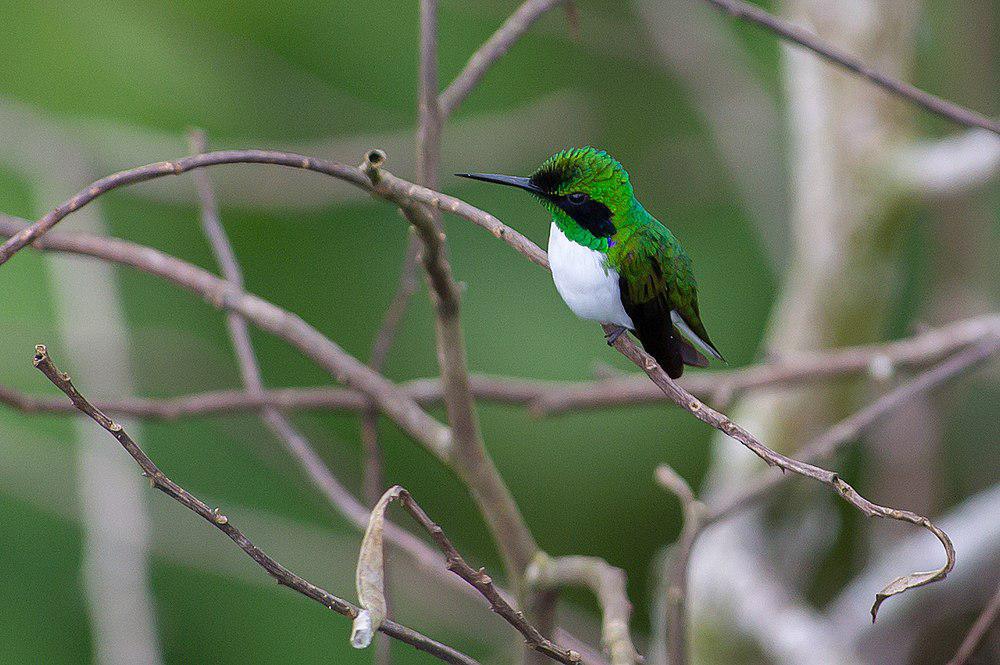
869, 519, 955, 622
871, 568, 949, 623
352, 485, 405, 648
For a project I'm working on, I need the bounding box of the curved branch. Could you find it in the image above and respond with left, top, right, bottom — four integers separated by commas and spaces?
0, 150, 367, 267
529, 556, 639, 665
31, 346, 477, 665
705, 340, 999, 525
608, 325, 959, 620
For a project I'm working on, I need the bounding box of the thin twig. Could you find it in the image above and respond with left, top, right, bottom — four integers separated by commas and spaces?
439, 0, 568, 118
183, 128, 409, 578
31, 346, 478, 665
391, 488, 581, 664
653, 466, 703, 665
363, 237, 421, 503
947, 582, 1000, 665
2, 314, 996, 421
699, 0, 999, 134
530, 556, 640, 665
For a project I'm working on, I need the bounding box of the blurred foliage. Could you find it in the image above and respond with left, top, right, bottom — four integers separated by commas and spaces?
0, 1, 996, 664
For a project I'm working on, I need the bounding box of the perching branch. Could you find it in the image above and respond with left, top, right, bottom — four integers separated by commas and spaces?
652, 342, 996, 663
698, 0, 1000, 134
608, 324, 958, 620
30, 346, 477, 665
705, 340, 999, 526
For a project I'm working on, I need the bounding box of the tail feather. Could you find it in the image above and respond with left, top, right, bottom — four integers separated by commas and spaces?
634, 326, 686, 379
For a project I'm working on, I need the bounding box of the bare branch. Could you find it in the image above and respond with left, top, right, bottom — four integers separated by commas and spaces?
651, 343, 996, 664
945, 583, 999, 665
699, 0, 1000, 134
4, 316, 994, 421
439, 0, 568, 118
608, 326, 960, 620
530, 556, 640, 665
359, 487, 581, 663
31, 346, 477, 665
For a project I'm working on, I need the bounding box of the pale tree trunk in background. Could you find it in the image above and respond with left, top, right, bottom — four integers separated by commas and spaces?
688, 2, 921, 663
0, 100, 164, 665
45, 196, 164, 665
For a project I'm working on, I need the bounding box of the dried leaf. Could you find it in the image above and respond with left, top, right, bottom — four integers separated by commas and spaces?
870, 518, 954, 622
351, 485, 404, 648
871, 568, 948, 622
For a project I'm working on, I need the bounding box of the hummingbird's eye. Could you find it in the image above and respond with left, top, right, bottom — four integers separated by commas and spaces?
567, 192, 588, 205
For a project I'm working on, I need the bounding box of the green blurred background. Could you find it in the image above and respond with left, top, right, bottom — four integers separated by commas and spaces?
0, 1, 996, 663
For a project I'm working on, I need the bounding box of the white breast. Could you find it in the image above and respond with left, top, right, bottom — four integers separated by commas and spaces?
548, 222, 634, 329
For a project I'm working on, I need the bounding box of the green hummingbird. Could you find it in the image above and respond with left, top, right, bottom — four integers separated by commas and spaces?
457, 147, 722, 378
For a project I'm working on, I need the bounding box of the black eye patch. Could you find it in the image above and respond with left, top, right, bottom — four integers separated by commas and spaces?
555, 193, 616, 238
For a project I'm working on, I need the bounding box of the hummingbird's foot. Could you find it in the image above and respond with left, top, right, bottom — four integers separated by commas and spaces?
605, 325, 628, 346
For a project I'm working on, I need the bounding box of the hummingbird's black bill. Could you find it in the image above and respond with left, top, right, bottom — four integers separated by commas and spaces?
454, 172, 543, 195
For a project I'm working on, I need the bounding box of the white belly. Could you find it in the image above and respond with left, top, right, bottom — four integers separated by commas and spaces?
548, 223, 634, 329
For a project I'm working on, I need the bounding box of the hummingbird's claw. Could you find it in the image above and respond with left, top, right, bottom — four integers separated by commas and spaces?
605, 326, 628, 346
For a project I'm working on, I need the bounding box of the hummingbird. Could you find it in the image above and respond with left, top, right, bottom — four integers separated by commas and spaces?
457, 147, 722, 378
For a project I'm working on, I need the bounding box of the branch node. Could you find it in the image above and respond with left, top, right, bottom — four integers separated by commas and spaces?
361, 149, 387, 184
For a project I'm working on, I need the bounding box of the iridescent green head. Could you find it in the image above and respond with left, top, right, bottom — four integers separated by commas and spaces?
457, 147, 636, 250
